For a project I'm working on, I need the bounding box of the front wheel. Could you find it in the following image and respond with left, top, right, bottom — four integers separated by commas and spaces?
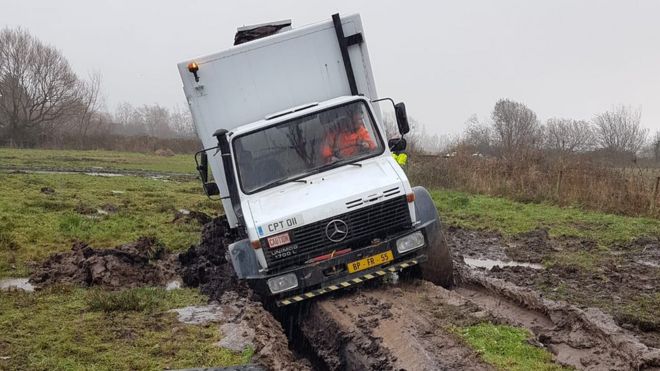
411, 186, 454, 288
419, 223, 454, 288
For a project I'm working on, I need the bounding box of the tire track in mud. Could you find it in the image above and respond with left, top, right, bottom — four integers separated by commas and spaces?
292, 269, 660, 370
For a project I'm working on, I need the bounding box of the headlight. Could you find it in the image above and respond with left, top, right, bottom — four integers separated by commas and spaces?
267, 273, 298, 294
396, 231, 425, 253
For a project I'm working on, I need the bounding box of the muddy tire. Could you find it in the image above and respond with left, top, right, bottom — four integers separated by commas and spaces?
420, 223, 454, 288
412, 186, 454, 288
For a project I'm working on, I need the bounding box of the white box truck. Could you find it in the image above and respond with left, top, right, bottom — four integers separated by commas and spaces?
177, 13, 452, 306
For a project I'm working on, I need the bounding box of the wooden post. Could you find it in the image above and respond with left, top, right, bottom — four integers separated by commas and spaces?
650, 176, 660, 214
556, 170, 563, 200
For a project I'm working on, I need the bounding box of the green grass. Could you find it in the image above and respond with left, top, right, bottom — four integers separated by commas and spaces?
0, 148, 197, 175
0, 286, 252, 371
432, 190, 660, 245
459, 323, 568, 371
0, 172, 217, 277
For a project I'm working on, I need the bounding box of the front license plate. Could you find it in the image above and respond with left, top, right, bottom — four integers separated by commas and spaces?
347, 251, 394, 273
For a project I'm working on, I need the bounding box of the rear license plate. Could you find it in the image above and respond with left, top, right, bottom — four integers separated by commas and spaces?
267, 232, 291, 248
347, 251, 394, 273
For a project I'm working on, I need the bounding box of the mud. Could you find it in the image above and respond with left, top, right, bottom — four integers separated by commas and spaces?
448, 226, 660, 349
177, 216, 251, 301
458, 265, 660, 369
299, 282, 492, 370
172, 291, 310, 371
29, 237, 179, 289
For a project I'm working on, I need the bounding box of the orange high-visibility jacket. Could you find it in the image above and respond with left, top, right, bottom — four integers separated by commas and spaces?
321, 126, 376, 159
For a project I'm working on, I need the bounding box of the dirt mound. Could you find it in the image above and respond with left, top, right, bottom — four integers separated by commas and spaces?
30, 237, 178, 289
178, 216, 249, 301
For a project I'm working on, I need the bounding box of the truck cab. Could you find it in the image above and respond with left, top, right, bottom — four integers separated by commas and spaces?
178, 14, 452, 305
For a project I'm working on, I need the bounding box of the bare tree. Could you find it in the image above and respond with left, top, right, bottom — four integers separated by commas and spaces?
0, 27, 79, 146
491, 99, 541, 160
593, 105, 648, 154
170, 105, 195, 138
463, 114, 493, 155
139, 104, 174, 138
73, 71, 103, 146
545, 118, 595, 153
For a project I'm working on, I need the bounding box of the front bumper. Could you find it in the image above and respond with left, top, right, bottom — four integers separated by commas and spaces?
248, 220, 435, 305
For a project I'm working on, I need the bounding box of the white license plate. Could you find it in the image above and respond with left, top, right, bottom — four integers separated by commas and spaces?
267, 232, 291, 248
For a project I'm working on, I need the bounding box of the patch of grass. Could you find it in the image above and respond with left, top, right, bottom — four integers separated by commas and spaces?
614, 293, 660, 332
432, 190, 660, 245
459, 323, 568, 371
0, 172, 219, 277
0, 148, 196, 175
0, 286, 252, 370
544, 250, 602, 272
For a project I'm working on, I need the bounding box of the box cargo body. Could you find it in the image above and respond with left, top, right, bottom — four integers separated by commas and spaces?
178, 14, 380, 227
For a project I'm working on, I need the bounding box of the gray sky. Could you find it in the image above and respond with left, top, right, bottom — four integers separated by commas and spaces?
3, 0, 660, 136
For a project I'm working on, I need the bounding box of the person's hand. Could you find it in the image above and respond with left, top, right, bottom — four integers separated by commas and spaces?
360, 141, 370, 149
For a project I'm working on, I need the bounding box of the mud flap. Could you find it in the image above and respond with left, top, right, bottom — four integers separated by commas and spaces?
277, 257, 424, 307
228, 239, 261, 279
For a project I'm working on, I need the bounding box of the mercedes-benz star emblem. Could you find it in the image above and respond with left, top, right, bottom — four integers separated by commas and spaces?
325, 219, 349, 242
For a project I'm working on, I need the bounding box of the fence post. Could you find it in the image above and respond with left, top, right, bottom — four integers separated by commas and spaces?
556, 170, 563, 200
650, 176, 660, 214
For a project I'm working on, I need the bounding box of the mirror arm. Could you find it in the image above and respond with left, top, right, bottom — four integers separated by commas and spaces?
194, 146, 222, 199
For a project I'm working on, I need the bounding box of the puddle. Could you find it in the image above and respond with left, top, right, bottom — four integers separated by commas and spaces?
463, 257, 543, 270
0, 278, 35, 292
165, 279, 182, 290
84, 172, 123, 177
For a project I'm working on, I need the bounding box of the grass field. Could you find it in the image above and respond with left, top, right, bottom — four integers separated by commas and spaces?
0, 286, 251, 370
0, 172, 217, 277
431, 189, 660, 245
0, 148, 197, 175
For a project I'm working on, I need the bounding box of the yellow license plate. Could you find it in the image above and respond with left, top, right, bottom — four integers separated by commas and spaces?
347, 251, 394, 273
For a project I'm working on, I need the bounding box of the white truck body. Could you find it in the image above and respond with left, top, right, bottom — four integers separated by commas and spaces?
178, 14, 381, 227
176, 14, 451, 304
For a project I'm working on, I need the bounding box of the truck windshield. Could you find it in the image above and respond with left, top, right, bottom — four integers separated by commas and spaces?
233, 101, 384, 194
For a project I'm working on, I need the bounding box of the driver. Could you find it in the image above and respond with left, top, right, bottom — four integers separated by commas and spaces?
321, 110, 376, 162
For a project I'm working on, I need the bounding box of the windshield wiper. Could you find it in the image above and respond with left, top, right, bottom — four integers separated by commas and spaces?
253, 176, 308, 193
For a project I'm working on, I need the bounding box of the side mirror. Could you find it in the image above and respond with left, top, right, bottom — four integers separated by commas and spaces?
196, 151, 220, 196
388, 138, 407, 152
394, 102, 410, 135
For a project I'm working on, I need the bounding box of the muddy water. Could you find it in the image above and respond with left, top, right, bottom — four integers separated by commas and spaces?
463, 257, 543, 270
0, 278, 34, 292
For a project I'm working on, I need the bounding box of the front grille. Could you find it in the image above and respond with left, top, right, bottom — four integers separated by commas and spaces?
262, 195, 411, 269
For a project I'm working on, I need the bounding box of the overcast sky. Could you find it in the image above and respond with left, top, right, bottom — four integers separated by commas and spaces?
3, 0, 660, 136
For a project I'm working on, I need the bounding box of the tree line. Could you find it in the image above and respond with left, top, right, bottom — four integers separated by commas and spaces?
0, 27, 195, 148
458, 99, 656, 164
